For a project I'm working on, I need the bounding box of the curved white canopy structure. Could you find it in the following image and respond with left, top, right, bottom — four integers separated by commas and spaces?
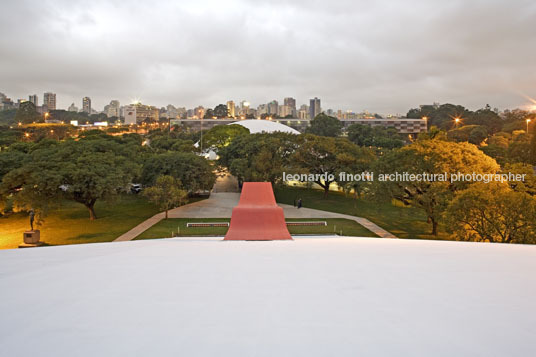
229, 119, 300, 135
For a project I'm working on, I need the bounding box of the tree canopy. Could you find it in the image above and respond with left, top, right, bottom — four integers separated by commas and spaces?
0, 137, 140, 220
306, 113, 342, 137
141, 151, 215, 192
446, 182, 536, 244
291, 135, 375, 197
218, 132, 298, 184
143, 175, 187, 219
201, 124, 249, 153
347, 123, 404, 149
373, 140, 500, 235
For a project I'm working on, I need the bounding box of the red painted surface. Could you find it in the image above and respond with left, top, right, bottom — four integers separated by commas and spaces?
224, 182, 292, 241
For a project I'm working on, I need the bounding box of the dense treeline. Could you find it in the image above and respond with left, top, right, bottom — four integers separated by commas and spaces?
0, 130, 214, 222
1, 102, 535, 243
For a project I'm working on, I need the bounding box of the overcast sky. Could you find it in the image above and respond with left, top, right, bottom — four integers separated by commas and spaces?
1, 0, 536, 115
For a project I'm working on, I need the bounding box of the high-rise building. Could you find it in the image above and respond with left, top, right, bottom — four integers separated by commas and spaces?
257, 104, 268, 117
105, 100, 120, 118
194, 106, 205, 119
284, 97, 297, 117
124, 102, 159, 124
43, 92, 56, 111
298, 104, 309, 119
29, 94, 38, 107
82, 97, 91, 114
68, 103, 78, 112
309, 97, 321, 119
267, 100, 278, 115
279, 105, 293, 118
165, 104, 178, 119
227, 101, 236, 118
176, 107, 186, 118
0, 93, 15, 111
239, 101, 250, 116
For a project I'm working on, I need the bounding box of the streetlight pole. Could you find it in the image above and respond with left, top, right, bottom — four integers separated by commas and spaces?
526, 119, 531, 133
200, 117, 203, 153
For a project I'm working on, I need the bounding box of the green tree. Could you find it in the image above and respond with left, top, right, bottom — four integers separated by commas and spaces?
218, 132, 298, 184
213, 104, 229, 119
291, 135, 373, 197
14, 101, 42, 124
141, 152, 216, 192
372, 140, 499, 235
407, 103, 469, 130
447, 125, 488, 145
465, 108, 503, 133
0, 139, 140, 220
446, 182, 536, 244
416, 126, 447, 141
503, 163, 536, 196
347, 124, 404, 149
0, 150, 28, 182
143, 175, 188, 219
204, 109, 215, 119
201, 124, 249, 153
0, 109, 17, 126
306, 113, 342, 137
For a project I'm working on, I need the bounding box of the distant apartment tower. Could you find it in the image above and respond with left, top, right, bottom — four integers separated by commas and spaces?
43, 92, 56, 110
227, 101, 236, 118
105, 100, 120, 118
309, 97, 321, 119
284, 97, 297, 117
239, 101, 250, 116
82, 97, 91, 114
194, 106, 205, 119
257, 104, 268, 116
267, 100, 278, 115
279, 105, 293, 118
29, 94, 38, 107
298, 104, 309, 119
124, 102, 159, 125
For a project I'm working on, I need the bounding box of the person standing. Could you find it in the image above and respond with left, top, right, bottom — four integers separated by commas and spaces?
297, 198, 302, 209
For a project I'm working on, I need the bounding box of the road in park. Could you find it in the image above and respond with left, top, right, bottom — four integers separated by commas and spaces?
114, 173, 396, 242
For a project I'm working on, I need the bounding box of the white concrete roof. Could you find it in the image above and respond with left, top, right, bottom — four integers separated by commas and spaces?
1, 237, 535, 356
229, 119, 300, 134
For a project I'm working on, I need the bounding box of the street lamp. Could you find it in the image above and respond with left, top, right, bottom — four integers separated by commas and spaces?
200, 116, 204, 153
454, 117, 461, 128
526, 118, 531, 133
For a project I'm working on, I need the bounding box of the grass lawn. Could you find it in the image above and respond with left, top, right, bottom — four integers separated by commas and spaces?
135, 218, 377, 240
0, 195, 161, 249
274, 185, 450, 241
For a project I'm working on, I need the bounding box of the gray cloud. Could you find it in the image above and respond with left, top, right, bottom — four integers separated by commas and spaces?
1, 0, 535, 114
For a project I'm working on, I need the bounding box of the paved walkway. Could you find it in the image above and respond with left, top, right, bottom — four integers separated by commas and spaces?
114, 189, 396, 241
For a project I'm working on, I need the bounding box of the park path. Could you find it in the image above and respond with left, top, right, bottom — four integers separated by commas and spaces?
114, 188, 396, 242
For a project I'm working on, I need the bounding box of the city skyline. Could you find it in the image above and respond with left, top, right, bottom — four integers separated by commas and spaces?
1, 0, 536, 113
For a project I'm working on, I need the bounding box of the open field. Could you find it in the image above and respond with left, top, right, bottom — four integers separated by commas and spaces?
134, 218, 377, 240
274, 185, 450, 241
0, 195, 161, 249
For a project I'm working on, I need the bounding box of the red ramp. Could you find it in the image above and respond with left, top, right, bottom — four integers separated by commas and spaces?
224, 182, 292, 241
